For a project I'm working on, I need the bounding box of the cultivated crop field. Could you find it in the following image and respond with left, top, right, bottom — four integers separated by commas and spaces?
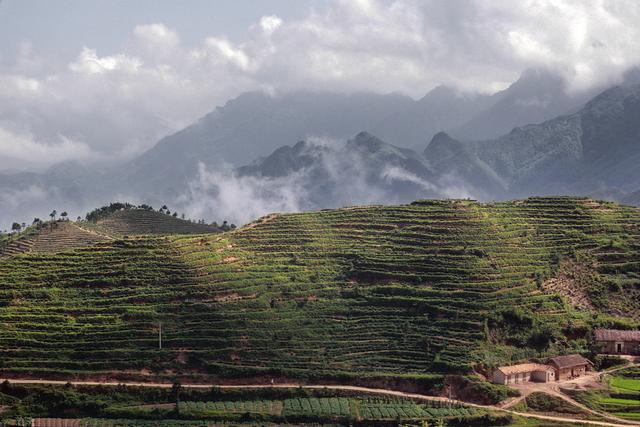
571, 366, 640, 421
80, 209, 219, 237
0, 197, 638, 383
0, 383, 500, 426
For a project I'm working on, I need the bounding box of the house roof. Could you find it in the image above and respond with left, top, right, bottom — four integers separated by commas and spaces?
549, 354, 591, 369
496, 363, 554, 375
595, 329, 640, 342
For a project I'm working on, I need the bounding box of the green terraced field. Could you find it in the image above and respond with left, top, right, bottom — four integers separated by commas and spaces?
175, 396, 474, 420
0, 197, 638, 384
610, 377, 640, 392
571, 366, 640, 421
81, 209, 220, 237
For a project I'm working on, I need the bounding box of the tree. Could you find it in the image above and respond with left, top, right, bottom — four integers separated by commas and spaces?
160, 205, 168, 213
32, 218, 41, 225
60, 212, 68, 220
172, 212, 178, 218
50, 210, 57, 221
11, 223, 21, 233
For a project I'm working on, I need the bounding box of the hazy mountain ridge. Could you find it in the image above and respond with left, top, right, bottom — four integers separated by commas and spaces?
2, 75, 640, 229
425, 82, 640, 199
116, 68, 588, 200
450, 68, 598, 140
233, 132, 445, 209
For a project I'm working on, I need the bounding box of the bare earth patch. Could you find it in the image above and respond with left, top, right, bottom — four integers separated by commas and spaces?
542, 259, 596, 311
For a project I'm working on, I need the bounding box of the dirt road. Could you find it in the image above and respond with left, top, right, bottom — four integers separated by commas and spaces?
0, 378, 637, 426
502, 363, 638, 425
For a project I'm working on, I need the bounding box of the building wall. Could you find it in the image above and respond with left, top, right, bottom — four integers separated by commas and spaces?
599, 340, 640, 355
572, 365, 586, 377
556, 367, 572, 380
494, 369, 554, 384
532, 370, 553, 382
554, 365, 588, 380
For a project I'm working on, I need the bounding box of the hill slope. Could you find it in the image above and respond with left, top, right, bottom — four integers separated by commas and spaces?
0, 198, 637, 383
0, 221, 111, 257
82, 209, 220, 237
1, 210, 220, 257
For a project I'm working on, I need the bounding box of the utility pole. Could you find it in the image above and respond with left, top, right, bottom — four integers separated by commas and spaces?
159, 322, 162, 350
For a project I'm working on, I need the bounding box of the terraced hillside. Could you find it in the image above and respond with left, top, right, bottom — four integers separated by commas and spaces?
81, 209, 220, 236
0, 198, 638, 386
0, 221, 110, 257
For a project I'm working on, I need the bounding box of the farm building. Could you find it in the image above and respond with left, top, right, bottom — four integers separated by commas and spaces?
492, 363, 556, 385
548, 354, 592, 380
594, 329, 640, 355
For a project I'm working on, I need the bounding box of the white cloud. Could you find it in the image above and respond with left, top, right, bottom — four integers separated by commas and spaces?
0, 74, 40, 96
179, 163, 306, 225
259, 15, 283, 34
69, 47, 143, 75
1, 0, 640, 172
0, 127, 93, 171
202, 37, 252, 71
134, 23, 180, 48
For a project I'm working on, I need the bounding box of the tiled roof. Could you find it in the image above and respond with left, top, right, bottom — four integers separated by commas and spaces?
549, 354, 591, 369
595, 329, 640, 342
496, 363, 554, 375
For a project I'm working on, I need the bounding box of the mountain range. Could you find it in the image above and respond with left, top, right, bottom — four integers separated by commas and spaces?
1, 69, 639, 229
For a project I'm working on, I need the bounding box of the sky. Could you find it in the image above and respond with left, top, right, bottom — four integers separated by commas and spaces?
1, 0, 640, 173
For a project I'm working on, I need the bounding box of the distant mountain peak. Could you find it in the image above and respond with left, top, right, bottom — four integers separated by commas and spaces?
424, 132, 465, 156
347, 131, 386, 152
428, 131, 457, 145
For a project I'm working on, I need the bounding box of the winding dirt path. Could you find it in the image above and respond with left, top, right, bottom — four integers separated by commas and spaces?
0, 378, 637, 426
500, 363, 639, 425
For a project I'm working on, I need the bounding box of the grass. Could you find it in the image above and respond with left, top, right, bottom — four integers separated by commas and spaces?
516, 392, 584, 415
610, 377, 640, 392
0, 197, 638, 386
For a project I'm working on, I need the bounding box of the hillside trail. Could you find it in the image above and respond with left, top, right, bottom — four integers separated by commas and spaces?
0, 378, 637, 427
72, 222, 115, 240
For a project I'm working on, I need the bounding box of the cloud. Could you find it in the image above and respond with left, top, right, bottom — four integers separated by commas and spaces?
177, 137, 475, 225
2, 1, 640, 172
0, 184, 47, 210
69, 47, 143, 75
133, 23, 180, 49
0, 127, 93, 171
259, 15, 283, 34
178, 163, 306, 225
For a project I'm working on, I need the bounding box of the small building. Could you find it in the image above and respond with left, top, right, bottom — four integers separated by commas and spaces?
595, 329, 640, 355
492, 363, 556, 385
548, 354, 592, 381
